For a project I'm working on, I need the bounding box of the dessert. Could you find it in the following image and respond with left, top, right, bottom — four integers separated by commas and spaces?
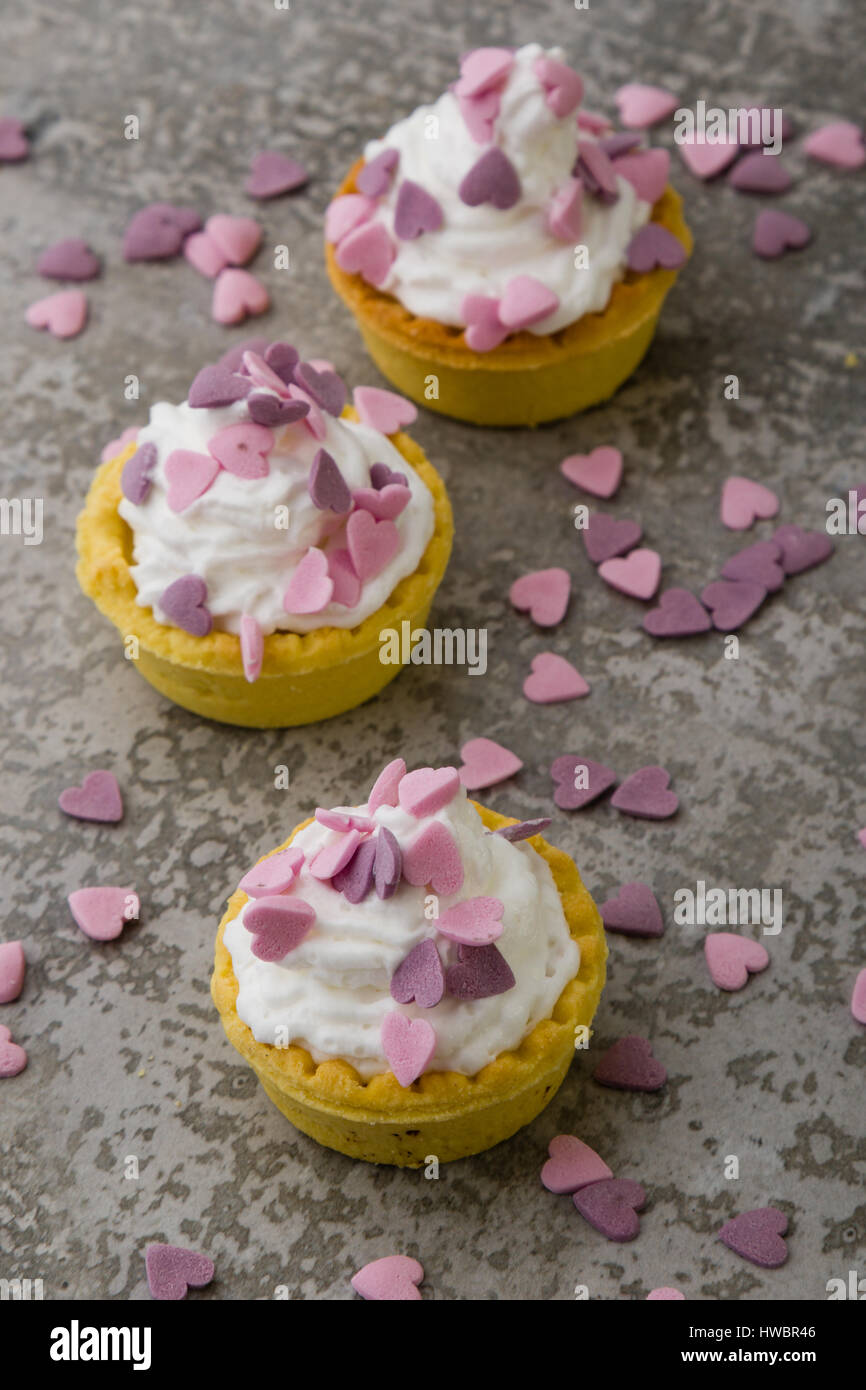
211, 759, 607, 1166
76, 344, 452, 727
326, 42, 691, 426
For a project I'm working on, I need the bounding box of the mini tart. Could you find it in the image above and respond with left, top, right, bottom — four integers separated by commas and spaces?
327, 160, 692, 428
211, 802, 607, 1167
76, 410, 453, 728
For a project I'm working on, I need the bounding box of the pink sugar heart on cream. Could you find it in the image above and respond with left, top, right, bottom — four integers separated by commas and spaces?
403, 821, 464, 895
381, 1011, 436, 1087
437, 896, 504, 946
59, 769, 123, 822
458, 737, 523, 791
598, 547, 662, 600
541, 1135, 614, 1194
327, 549, 361, 608
346, 508, 400, 581
283, 547, 334, 614
720, 476, 780, 530
547, 177, 583, 241
352, 385, 417, 434
457, 89, 500, 144
165, 450, 221, 512
678, 137, 739, 180
211, 268, 269, 325
67, 887, 139, 941
0, 942, 26, 1004
240, 613, 264, 683
523, 652, 589, 704
510, 567, 570, 626
183, 231, 229, 278
351, 1254, 424, 1301
614, 148, 671, 204
498, 274, 559, 330
308, 829, 362, 881
804, 120, 865, 169
25, 289, 88, 339
238, 846, 304, 898
561, 446, 623, 499
534, 56, 584, 117
208, 421, 274, 479
145, 1243, 215, 1301
398, 766, 460, 818
242, 349, 290, 396
325, 193, 376, 244
315, 808, 375, 833
615, 83, 678, 129
454, 47, 514, 98
205, 214, 262, 266
351, 484, 411, 521
705, 933, 769, 991
368, 757, 407, 812
243, 895, 316, 962
460, 292, 508, 351
0, 1025, 27, 1078
335, 220, 395, 286
288, 385, 327, 440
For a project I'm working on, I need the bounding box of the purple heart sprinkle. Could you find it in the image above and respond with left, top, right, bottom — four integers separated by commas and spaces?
729, 150, 792, 195
599, 882, 664, 938
356, 147, 399, 198
701, 578, 768, 631
582, 513, 642, 564
123, 203, 201, 262
550, 755, 618, 811
610, 765, 678, 820
642, 587, 712, 638
37, 237, 102, 282
721, 539, 785, 592
159, 574, 212, 637
752, 209, 811, 260
599, 132, 644, 159
309, 448, 352, 513
245, 150, 309, 199
218, 337, 270, 372
390, 938, 445, 1009
493, 817, 552, 842
772, 524, 834, 575
593, 1035, 667, 1092
574, 1179, 646, 1242
332, 837, 376, 903
374, 826, 403, 900
294, 362, 347, 416
626, 222, 687, 272
263, 341, 300, 383
718, 1207, 788, 1269
188, 364, 252, 409
575, 143, 620, 202
446, 942, 515, 1000
393, 179, 444, 239
370, 462, 408, 490
247, 392, 309, 427
458, 147, 521, 210
120, 442, 157, 505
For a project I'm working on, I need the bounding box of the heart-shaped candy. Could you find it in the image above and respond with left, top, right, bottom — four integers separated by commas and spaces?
493, 817, 551, 842
599, 133, 644, 159
145, 1243, 215, 1301
244, 150, 309, 198
446, 942, 515, 999
509, 567, 570, 626
460, 292, 508, 352
804, 120, 865, 170
159, 574, 212, 636
700, 578, 767, 631
458, 147, 521, 209
352, 483, 411, 521
611, 765, 678, 819
524, 652, 590, 704
309, 829, 362, 882
600, 882, 664, 938
0, 1025, 27, 1078
575, 142, 619, 203
399, 766, 460, 818
394, 179, 443, 239
243, 895, 315, 961
593, 1035, 667, 1092
183, 231, 229, 278
0, 941, 26, 1003
218, 337, 270, 371
120, 442, 157, 505
390, 939, 445, 1009
123, 203, 201, 261
205, 214, 262, 266
368, 758, 406, 812
437, 896, 503, 946
613, 149, 671, 203
327, 549, 361, 608
188, 365, 251, 412
598, 548, 662, 601
534, 56, 583, 118
165, 450, 221, 512
402, 822, 463, 895
647, 1287, 686, 1300
728, 151, 791, 194
25, 290, 88, 339
561, 446, 623, 499
68, 887, 139, 941
454, 47, 514, 98
284, 547, 334, 615
626, 223, 687, 273
582, 513, 642, 564
773, 524, 834, 575
381, 1011, 436, 1086
550, 755, 617, 810
752, 209, 811, 259
294, 362, 347, 416
547, 177, 583, 241
615, 83, 678, 129
37, 237, 101, 281
541, 1135, 613, 1194
208, 421, 273, 479
678, 137, 739, 180
574, 1178, 646, 1242
356, 147, 399, 197
458, 737, 522, 791
721, 539, 785, 591
370, 462, 408, 491
346, 509, 400, 581
325, 193, 376, 244
0, 117, 29, 162
850, 968, 866, 1025
247, 392, 309, 428
456, 88, 501, 144
59, 770, 123, 822
309, 448, 351, 513
102, 425, 140, 463
335, 220, 395, 286
351, 1255, 423, 1301
498, 274, 558, 330
240, 613, 264, 683
332, 838, 377, 903
239, 846, 304, 898
718, 1208, 788, 1268
704, 932, 769, 991
374, 826, 403, 899
352, 385, 417, 434
643, 587, 711, 637
211, 268, 269, 325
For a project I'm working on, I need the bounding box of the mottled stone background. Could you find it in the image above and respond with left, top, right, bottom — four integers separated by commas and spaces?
1, 0, 863, 1301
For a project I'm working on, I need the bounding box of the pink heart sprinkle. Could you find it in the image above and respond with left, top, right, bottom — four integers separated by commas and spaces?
460, 292, 508, 351
346, 508, 400, 581
244, 150, 309, 199
205, 213, 262, 266
59, 770, 123, 823
325, 193, 376, 244
600, 882, 664, 938
240, 613, 264, 683
0, 1025, 27, 1078
577, 110, 612, 136
183, 231, 229, 278
456, 88, 500, 144
367, 757, 407, 812
335, 220, 395, 286
308, 829, 362, 881
718, 1208, 788, 1269
582, 512, 642, 563
351, 483, 411, 521
804, 120, 865, 170
327, 548, 361, 608
403, 821, 464, 896
611, 765, 678, 819
615, 83, 678, 129
0, 942, 26, 1004
678, 137, 739, 180
398, 766, 460, 818
498, 274, 559, 330
643, 587, 711, 637
289, 384, 326, 440
238, 846, 304, 898
561, 446, 623, 499
574, 1179, 646, 1242
381, 1011, 436, 1087
705, 932, 769, 991
541, 1135, 613, 1194
509, 567, 570, 626
614, 148, 671, 204
211, 268, 269, 325
67, 887, 139, 942
647, 1287, 686, 1301
598, 547, 662, 601
851, 968, 866, 1025
454, 47, 514, 98
25, 289, 88, 339
533, 56, 584, 118
0, 116, 29, 162
356, 147, 399, 198
244, 895, 316, 961
524, 652, 590, 704
547, 176, 584, 241
208, 422, 274, 479
283, 547, 334, 614
437, 896, 504, 946
458, 737, 523, 791
145, 1243, 215, 1301
165, 450, 221, 512
351, 1255, 424, 1301
315, 808, 375, 833
593, 1035, 667, 1092
352, 385, 417, 434
102, 424, 140, 464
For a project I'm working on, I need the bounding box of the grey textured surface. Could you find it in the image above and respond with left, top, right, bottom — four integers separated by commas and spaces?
1, 0, 864, 1302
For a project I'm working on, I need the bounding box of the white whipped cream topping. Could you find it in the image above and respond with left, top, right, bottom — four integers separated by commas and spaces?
223, 785, 580, 1079
118, 399, 434, 635
362, 43, 651, 334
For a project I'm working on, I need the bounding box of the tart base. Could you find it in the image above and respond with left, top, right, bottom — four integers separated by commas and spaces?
211, 803, 607, 1166
75, 416, 453, 727
326, 166, 692, 427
